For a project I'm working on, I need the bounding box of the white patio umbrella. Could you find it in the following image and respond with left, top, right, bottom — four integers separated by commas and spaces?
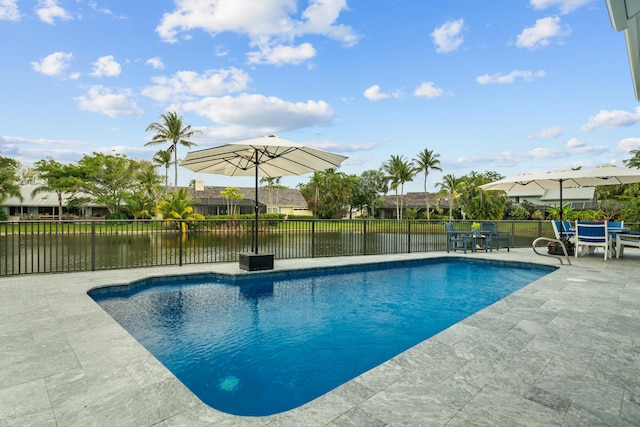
180, 135, 348, 256
479, 164, 640, 221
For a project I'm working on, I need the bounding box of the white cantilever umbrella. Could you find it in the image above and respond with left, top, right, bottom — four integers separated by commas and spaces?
180, 135, 348, 254
479, 164, 640, 221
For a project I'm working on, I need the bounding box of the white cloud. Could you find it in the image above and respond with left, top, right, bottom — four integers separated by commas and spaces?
476, 70, 546, 85
363, 85, 401, 101
36, 0, 72, 25
616, 138, 640, 153
142, 68, 250, 102
75, 85, 143, 118
566, 137, 585, 148
413, 82, 445, 99
363, 85, 387, 101
530, 0, 595, 14
146, 57, 165, 70
0, 0, 20, 21
31, 51, 75, 77
181, 93, 333, 132
516, 16, 569, 49
90, 55, 121, 77
155, 0, 358, 65
247, 42, 316, 65
431, 18, 464, 53
581, 107, 640, 132
529, 126, 563, 139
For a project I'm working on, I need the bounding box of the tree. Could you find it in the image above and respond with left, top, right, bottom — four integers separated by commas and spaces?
152, 149, 173, 195
157, 188, 204, 229
145, 111, 201, 190
31, 158, 80, 220
0, 155, 22, 206
124, 161, 162, 219
359, 169, 388, 217
382, 155, 417, 220
436, 174, 465, 220
76, 152, 145, 214
458, 171, 505, 220
220, 187, 243, 216
623, 149, 640, 169
413, 148, 442, 220
298, 169, 354, 219
260, 176, 284, 212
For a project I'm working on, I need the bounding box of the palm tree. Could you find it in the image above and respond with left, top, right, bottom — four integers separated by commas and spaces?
436, 174, 465, 220
624, 149, 640, 169
152, 149, 173, 194
145, 111, 201, 190
413, 148, 442, 220
382, 155, 417, 220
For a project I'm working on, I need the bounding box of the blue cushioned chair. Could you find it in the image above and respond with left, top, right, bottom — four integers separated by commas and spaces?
552, 220, 575, 241
575, 221, 610, 260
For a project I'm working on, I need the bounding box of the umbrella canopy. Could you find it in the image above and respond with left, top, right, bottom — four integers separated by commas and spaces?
180, 135, 348, 254
479, 164, 640, 221
180, 135, 347, 178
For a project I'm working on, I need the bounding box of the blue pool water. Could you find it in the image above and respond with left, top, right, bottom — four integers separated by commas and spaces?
91, 258, 552, 416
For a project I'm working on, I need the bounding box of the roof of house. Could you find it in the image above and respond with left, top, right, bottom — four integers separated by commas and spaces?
506, 187, 596, 201
540, 187, 596, 202
187, 186, 307, 207
379, 192, 439, 209
1, 185, 100, 207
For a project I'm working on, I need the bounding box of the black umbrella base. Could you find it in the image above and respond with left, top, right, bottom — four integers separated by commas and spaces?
239, 253, 274, 271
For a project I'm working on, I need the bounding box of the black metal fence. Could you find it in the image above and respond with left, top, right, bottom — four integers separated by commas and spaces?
0, 219, 557, 276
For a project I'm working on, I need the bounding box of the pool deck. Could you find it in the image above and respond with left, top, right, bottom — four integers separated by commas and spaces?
1, 248, 640, 426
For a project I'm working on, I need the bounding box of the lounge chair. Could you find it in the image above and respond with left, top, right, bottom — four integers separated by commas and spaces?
616, 232, 640, 258
480, 221, 510, 251
445, 222, 470, 253
575, 221, 610, 260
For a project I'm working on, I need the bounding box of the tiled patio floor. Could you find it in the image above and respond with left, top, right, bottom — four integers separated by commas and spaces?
1, 249, 639, 426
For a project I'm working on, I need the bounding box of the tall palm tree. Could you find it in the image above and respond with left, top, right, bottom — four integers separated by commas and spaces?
436, 174, 465, 220
413, 148, 442, 220
145, 111, 201, 190
382, 155, 417, 220
152, 149, 173, 194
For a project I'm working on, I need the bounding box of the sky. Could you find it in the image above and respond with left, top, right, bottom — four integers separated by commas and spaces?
1, 0, 640, 193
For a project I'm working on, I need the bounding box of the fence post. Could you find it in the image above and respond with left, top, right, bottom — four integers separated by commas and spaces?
363, 220, 367, 255
311, 220, 315, 258
407, 220, 411, 253
179, 221, 183, 266
91, 221, 96, 271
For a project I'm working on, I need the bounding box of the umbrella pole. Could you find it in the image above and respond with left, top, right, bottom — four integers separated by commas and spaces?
254, 150, 259, 254
559, 179, 563, 222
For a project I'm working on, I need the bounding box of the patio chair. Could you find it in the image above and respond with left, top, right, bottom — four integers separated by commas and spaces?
480, 221, 510, 251
551, 220, 575, 241
575, 221, 610, 260
607, 221, 624, 240
615, 232, 640, 258
445, 222, 470, 253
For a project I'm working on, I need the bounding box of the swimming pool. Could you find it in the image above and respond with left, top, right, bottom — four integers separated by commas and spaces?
90, 258, 552, 417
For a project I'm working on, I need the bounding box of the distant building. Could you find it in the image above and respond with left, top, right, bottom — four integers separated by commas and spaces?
376, 187, 598, 219
507, 187, 597, 211
186, 186, 312, 217
1, 185, 312, 219
1, 185, 107, 219
378, 192, 444, 219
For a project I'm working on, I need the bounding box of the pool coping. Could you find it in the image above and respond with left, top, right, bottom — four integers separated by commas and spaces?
1, 249, 639, 425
